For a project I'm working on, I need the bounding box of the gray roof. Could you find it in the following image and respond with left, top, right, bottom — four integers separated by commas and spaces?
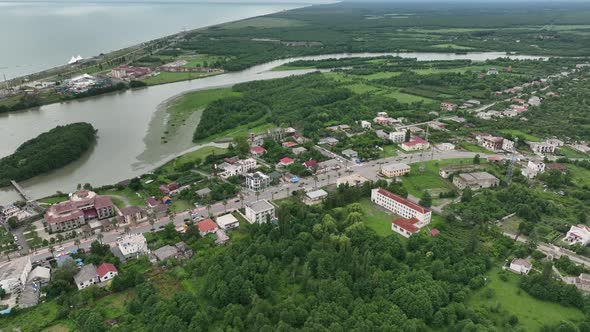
306, 189, 328, 200
153, 245, 178, 261
74, 264, 97, 284
247, 200, 275, 213
342, 149, 358, 155
0, 256, 30, 282
120, 206, 142, 216
511, 258, 531, 268
27, 266, 51, 282
195, 188, 212, 196
382, 163, 410, 172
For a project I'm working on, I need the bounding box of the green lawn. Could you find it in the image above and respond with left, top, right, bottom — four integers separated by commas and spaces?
430, 43, 475, 50
413, 65, 488, 75
379, 145, 398, 158
346, 83, 380, 94
358, 199, 395, 237
99, 188, 148, 207
38, 194, 69, 205
402, 158, 473, 197
167, 146, 228, 170
468, 267, 584, 330
0, 301, 72, 332
363, 72, 402, 80
169, 199, 194, 213
499, 129, 542, 142
143, 71, 221, 85
166, 88, 242, 136
272, 64, 315, 71
559, 146, 589, 159
96, 290, 135, 320
568, 164, 590, 187
457, 141, 493, 153
380, 89, 435, 103
182, 54, 227, 67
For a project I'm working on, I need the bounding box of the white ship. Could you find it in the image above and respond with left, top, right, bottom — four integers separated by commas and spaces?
68, 55, 84, 65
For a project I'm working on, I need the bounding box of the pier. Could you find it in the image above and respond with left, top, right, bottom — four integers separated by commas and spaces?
10, 180, 33, 202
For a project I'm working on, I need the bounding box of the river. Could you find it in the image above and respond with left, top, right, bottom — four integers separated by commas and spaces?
0, 52, 545, 204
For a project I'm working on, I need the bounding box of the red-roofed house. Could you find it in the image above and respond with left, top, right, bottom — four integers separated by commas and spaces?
197, 218, 219, 236
44, 190, 115, 233
146, 197, 159, 208
371, 188, 431, 227
303, 159, 318, 170
440, 101, 457, 112
279, 157, 295, 167
97, 262, 118, 282
401, 137, 430, 152
430, 228, 440, 237
282, 141, 298, 148
250, 146, 267, 157
392, 217, 420, 238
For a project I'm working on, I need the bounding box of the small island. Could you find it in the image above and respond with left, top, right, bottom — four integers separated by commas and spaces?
0, 122, 97, 187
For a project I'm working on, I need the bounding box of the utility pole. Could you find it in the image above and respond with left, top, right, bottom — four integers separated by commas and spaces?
506, 137, 519, 184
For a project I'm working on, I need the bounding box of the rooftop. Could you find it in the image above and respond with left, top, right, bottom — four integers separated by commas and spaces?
376, 188, 430, 214
197, 218, 218, 233
306, 189, 328, 200
96, 262, 118, 279
74, 264, 97, 284
153, 245, 178, 261
392, 217, 420, 233
0, 256, 30, 282
382, 163, 410, 172
247, 200, 275, 213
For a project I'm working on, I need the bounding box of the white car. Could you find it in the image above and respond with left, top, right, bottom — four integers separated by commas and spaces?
56, 247, 65, 252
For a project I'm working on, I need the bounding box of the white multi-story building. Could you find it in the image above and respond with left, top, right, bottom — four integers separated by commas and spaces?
401, 137, 430, 152
245, 172, 271, 191
529, 141, 556, 154
118, 234, 149, 259
509, 258, 532, 275
564, 225, 590, 246
245, 200, 276, 224
0, 256, 32, 295
502, 139, 515, 152
360, 120, 372, 129
521, 160, 545, 178
380, 163, 411, 177
371, 188, 431, 227
389, 131, 406, 143
218, 158, 257, 178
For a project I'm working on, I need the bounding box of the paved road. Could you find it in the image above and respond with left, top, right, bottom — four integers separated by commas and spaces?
0, 149, 481, 264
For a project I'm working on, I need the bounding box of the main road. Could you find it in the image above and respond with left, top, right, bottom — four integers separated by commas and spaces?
0, 149, 482, 264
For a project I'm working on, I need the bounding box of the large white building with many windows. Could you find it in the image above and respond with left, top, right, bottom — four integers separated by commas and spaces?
245, 200, 276, 224
371, 188, 432, 227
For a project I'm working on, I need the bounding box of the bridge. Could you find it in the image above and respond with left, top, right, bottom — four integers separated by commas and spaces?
11, 180, 33, 201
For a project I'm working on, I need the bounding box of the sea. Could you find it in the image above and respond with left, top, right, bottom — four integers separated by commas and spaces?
0, 0, 320, 79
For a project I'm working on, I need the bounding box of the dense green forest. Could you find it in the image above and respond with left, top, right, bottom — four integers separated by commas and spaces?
176, 2, 590, 71
0, 123, 96, 187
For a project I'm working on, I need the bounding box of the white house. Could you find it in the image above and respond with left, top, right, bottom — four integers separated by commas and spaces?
74, 264, 99, 290
381, 163, 411, 177
216, 213, 240, 230
360, 120, 372, 129
521, 159, 545, 178
245, 200, 276, 224
401, 137, 430, 152
564, 225, 590, 246
509, 258, 532, 275
245, 172, 271, 191
118, 234, 149, 259
97, 263, 118, 282
392, 217, 421, 238
502, 139, 515, 152
371, 188, 431, 227
389, 131, 406, 143
0, 256, 31, 295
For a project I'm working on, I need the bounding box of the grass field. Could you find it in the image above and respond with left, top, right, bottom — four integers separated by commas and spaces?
568, 164, 590, 188
346, 83, 380, 94
379, 145, 398, 158
222, 17, 307, 29
161, 146, 228, 173
358, 199, 395, 237
143, 71, 221, 85
0, 301, 70, 332
402, 158, 472, 197
182, 54, 226, 67
99, 188, 148, 207
457, 141, 493, 153
363, 72, 401, 80
559, 146, 589, 159
413, 65, 488, 75
499, 129, 542, 142
379, 89, 435, 103
430, 43, 475, 50
166, 88, 242, 136
96, 289, 135, 320
468, 267, 584, 330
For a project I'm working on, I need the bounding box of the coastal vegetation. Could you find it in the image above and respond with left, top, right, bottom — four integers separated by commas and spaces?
0, 123, 96, 187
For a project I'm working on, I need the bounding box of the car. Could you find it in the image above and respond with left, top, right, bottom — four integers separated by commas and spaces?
56, 253, 66, 257
159, 225, 165, 229
234, 199, 240, 203
56, 247, 64, 252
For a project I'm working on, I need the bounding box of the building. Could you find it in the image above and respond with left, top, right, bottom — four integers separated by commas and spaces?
119, 206, 143, 224
0, 256, 31, 294
216, 213, 239, 230
74, 264, 99, 290
502, 139, 515, 152
360, 120, 372, 129
282, 141, 298, 148
389, 131, 406, 143
246, 172, 271, 191
435, 143, 455, 151
215, 229, 230, 245
110, 65, 151, 80
439, 165, 480, 179
218, 158, 257, 178
195, 188, 212, 198
546, 138, 564, 147
381, 163, 411, 177
521, 159, 545, 178
96, 263, 118, 282
279, 157, 295, 167
305, 189, 328, 203
153, 245, 179, 261
302, 159, 318, 171
292, 147, 308, 155
250, 146, 267, 157
564, 225, 590, 246
401, 137, 430, 152
528, 96, 542, 107
318, 137, 339, 146
529, 141, 556, 154
440, 101, 457, 112
44, 190, 115, 233
337, 173, 369, 187
573, 274, 590, 292
392, 217, 420, 238
509, 258, 532, 275
118, 234, 149, 259
453, 172, 500, 190
371, 188, 432, 226
342, 149, 358, 160
480, 136, 504, 152
245, 200, 276, 224
487, 67, 499, 75
197, 218, 219, 236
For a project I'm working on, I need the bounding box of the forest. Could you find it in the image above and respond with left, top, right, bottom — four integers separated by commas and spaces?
0, 122, 97, 187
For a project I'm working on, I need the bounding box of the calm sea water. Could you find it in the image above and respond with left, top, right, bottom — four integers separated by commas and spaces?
0, 1, 312, 79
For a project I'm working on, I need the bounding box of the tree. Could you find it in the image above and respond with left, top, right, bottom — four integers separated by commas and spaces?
111, 218, 118, 230
223, 199, 228, 213
461, 187, 473, 202
7, 216, 19, 230
419, 191, 432, 208
149, 218, 155, 231
74, 239, 81, 250
233, 136, 251, 156
97, 233, 104, 244
405, 129, 411, 142
473, 154, 481, 165
124, 225, 131, 234
48, 246, 55, 257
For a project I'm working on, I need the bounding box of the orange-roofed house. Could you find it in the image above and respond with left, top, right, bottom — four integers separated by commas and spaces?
197, 218, 219, 236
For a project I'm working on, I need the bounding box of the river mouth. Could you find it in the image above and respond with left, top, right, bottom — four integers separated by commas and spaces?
0, 51, 548, 204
